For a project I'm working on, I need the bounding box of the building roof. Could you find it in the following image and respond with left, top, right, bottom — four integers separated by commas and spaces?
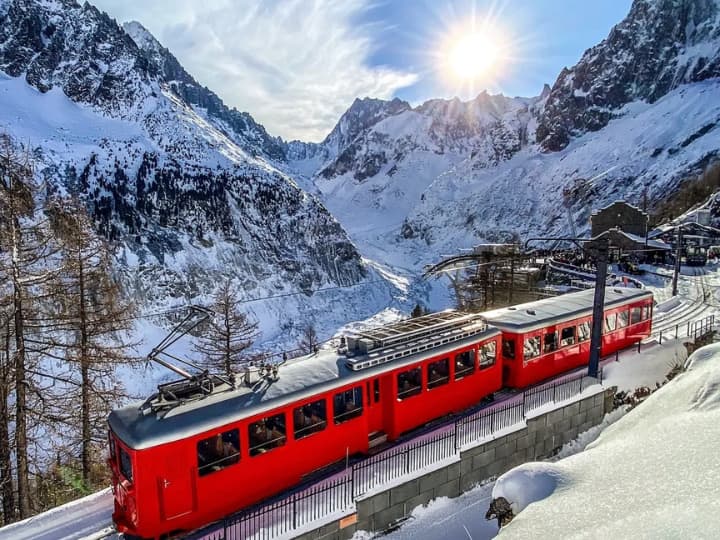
591, 200, 648, 218
481, 287, 652, 333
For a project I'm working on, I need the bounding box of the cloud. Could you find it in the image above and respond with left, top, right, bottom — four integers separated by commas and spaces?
92, 0, 418, 141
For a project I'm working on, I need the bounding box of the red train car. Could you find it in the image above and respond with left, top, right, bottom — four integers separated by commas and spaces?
482, 287, 653, 388
108, 312, 502, 539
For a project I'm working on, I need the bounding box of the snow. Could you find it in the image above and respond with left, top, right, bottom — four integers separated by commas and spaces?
0, 488, 117, 540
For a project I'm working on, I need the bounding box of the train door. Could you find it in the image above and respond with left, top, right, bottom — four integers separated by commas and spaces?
157, 452, 194, 521
366, 377, 386, 447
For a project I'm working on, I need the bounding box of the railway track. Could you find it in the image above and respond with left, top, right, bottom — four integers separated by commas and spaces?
650, 267, 717, 338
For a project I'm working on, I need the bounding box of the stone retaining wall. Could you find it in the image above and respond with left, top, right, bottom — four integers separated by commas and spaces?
295, 388, 614, 540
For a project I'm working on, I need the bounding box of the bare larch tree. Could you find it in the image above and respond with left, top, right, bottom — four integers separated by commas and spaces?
48, 197, 138, 486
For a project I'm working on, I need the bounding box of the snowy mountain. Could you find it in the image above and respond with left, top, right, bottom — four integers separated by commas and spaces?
537, 0, 720, 151
0, 0, 393, 345
292, 0, 720, 273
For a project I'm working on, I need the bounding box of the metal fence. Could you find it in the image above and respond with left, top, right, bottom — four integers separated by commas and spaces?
352, 430, 456, 497
456, 399, 524, 448
523, 369, 603, 416
656, 314, 716, 344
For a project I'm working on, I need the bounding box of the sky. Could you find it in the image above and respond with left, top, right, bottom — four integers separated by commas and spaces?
91, 0, 633, 142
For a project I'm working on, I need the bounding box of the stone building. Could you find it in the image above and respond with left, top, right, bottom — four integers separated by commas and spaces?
590, 201, 648, 238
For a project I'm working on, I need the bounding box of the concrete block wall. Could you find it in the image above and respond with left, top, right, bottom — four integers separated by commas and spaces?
294, 388, 613, 540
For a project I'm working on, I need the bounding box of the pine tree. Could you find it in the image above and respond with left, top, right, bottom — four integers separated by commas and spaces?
299, 324, 319, 354
194, 279, 258, 379
48, 198, 139, 485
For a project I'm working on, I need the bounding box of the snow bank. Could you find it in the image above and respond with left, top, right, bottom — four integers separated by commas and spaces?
497, 343, 720, 538
491, 463, 568, 515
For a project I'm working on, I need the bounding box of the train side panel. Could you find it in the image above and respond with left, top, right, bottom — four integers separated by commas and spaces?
502, 297, 653, 388
387, 336, 502, 440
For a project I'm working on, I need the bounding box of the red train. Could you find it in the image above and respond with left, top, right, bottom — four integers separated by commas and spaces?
107, 287, 652, 539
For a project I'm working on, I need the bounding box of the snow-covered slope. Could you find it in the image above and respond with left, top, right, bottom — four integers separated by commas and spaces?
537, 0, 720, 151
493, 342, 720, 538
0, 0, 395, 345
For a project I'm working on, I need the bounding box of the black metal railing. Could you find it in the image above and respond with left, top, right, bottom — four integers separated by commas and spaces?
656, 314, 716, 344
456, 400, 524, 448
352, 430, 456, 497
522, 369, 602, 416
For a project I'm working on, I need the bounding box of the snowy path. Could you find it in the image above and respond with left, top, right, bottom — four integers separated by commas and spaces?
0, 488, 117, 540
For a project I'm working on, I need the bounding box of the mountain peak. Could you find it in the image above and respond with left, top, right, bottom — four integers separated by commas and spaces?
536, 0, 720, 151
122, 20, 160, 54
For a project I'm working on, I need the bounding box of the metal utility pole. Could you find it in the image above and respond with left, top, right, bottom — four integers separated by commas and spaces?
672, 225, 683, 296
586, 237, 609, 379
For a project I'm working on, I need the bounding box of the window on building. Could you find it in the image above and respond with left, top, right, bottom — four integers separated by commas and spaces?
480, 341, 497, 369
560, 326, 576, 347
578, 322, 591, 342
524, 336, 541, 361
119, 446, 133, 483
543, 332, 558, 354
617, 310, 629, 328
293, 399, 327, 440
198, 428, 240, 474
397, 367, 422, 400
604, 313, 617, 333
455, 349, 475, 379
630, 307, 642, 325
249, 414, 286, 457
502, 337, 516, 360
333, 387, 363, 423
427, 358, 449, 389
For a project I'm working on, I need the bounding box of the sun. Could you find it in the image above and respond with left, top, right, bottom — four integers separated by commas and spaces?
446, 32, 500, 81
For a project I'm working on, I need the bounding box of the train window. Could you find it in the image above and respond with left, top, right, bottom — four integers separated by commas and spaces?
427, 358, 450, 389
578, 322, 591, 342
119, 447, 133, 484
293, 399, 327, 440
560, 327, 575, 347
617, 310, 629, 328
543, 332, 558, 354
108, 432, 116, 462
630, 307, 642, 324
604, 314, 617, 333
523, 336, 541, 361
397, 367, 422, 400
334, 387, 363, 423
249, 414, 286, 456
480, 341, 496, 369
502, 338, 516, 360
455, 350, 476, 379
198, 429, 240, 474
643, 305, 652, 320
374, 379, 380, 403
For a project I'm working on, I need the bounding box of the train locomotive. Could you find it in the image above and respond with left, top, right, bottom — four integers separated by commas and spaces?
107, 287, 653, 539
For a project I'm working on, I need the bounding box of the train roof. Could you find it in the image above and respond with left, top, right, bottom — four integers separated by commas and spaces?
109, 315, 500, 450
482, 286, 652, 333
